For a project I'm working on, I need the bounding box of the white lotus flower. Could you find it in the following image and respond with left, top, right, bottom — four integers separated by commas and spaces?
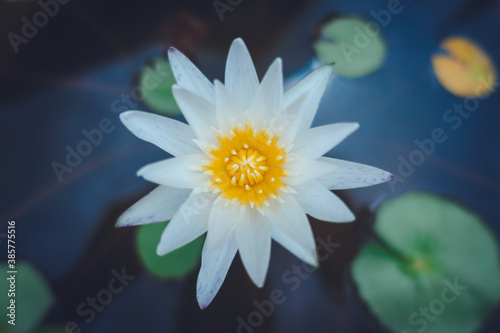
117, 38, 393, 308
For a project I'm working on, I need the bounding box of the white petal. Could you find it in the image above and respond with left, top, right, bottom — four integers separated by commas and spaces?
119, 111, 200, 156
316, 157, 394, 190
116, 186, 191, 227
292, 123, 359, 159
235, 210, 271, 287
225, 38, 259, 110
215, 80, 245, 133
197, 233, 238, 309
172, 86, 217, 144
294, 180, 355, 222
168, 47, 215, 103
156, 191, 215, 255
271, 92, 309, 147
137, 154, 209, 189
248, 58, 283, 128
271, 225, 318, 266
284, 65, 332, 132
207, 199, 245, 248
284, 154, 337, 186
264, 193, 315, 251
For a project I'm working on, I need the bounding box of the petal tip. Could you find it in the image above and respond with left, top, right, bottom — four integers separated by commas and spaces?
119, 111, 133, 123
248, 269, 268, 288
382, 172, 394, 182
136, 167, 145, 177
304, 253, 319, 267
114, 220, 125, 228
233, 37, 245, 45
310, 259, 319, 268
156, 245, 166, 256
253, 279, 266, 288
343, 210, 356, 222
197, 296, 209, 309
214, 79, 224, 88
171, 84, 181, 93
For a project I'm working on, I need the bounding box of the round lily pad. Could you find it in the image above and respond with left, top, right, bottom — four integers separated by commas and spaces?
432, 37, 496, 97
352, 192, 500, 333
138, 58, 181, 116
313, 16, 386, 77
0, 261, 54, 333
136, 221, 204, 279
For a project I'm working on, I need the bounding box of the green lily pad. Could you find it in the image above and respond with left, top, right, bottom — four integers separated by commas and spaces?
352, 192, 500, 333
0, 261, 54, 333
136, 221, 204, 279
313, 16, 386, 77
139, 58, 181, 116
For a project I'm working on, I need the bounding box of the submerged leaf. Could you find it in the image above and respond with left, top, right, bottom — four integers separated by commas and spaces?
139, 58, 181, 116
313, 16, 386, 77
136, 221, 204, 278
0, 262, 54, 333
352, 192, 500, 333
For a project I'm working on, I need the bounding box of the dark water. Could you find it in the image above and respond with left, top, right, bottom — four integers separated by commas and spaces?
1, 0, 499, 332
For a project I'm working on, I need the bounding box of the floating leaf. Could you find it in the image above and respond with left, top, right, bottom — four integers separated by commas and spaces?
136, 221, 204, 279
0, 261, 54, 333
432, 37, 496, 97
352, 192, 500, 333
313, 16, 386, 77
138, 58, 181, 116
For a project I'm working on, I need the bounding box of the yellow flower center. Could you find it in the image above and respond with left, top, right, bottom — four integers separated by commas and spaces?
204, 124, 287, 209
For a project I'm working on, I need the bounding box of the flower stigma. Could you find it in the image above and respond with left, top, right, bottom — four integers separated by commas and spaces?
203, 124, 288, 209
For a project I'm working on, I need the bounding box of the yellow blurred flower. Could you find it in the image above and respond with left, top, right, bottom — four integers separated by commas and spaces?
432, 37, 496, 97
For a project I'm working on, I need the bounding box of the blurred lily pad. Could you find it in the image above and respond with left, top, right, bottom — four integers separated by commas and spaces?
432, 37, 496, 97
313, 16, 386, 77
136, 221, 204, 279
0, 261, 54, 333
138, 58, 181, 116
351, 192, 500, 333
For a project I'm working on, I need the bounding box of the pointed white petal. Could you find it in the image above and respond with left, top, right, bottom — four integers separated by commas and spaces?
284, 154, 337, 186
168, 47, 215, 103
284, 65, 332, 132
271, 225, 318, 266
207, 199, 245, 248
316, 157, 394, 190
215, 80, 245, 133
116, 186, 191, 227
172, 86, 217, 144
265, 193, 315, 251
294, 180, 354, 222
137, 154, 209, 189
248, 58, 283, 127
292, 123, 359, 159
225, 38, 259, 110
271, 92, 309, 147
119, 111, 200, 156
156, 191, 215, 255
235, 211, 271, 287
197, 233, 238, 309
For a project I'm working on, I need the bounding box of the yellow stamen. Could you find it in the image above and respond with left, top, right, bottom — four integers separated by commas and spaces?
203, 124, 288, 209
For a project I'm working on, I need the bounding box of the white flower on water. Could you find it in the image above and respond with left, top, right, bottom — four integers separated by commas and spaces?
117, 38, 393, 308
